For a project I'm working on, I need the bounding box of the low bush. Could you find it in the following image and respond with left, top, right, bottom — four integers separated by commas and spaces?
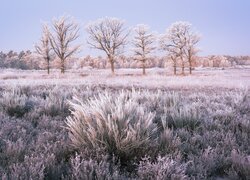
137, 155, 187, 180
69, 153, 123, 180
0, 89, 34, 118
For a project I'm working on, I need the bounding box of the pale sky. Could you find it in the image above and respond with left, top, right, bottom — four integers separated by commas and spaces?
1, 0, 250, 56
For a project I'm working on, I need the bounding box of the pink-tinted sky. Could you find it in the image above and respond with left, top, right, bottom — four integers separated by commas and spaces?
0, 0, 250, 56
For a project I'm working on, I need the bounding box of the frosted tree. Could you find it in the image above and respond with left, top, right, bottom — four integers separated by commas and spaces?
132, 24, 155, 75
185, 31, 200, 74
86, 17, 128, 75
49, 16, 81, 74
35, 24, 53, 74
160, 21, 199, 75
160, 36, 180, 75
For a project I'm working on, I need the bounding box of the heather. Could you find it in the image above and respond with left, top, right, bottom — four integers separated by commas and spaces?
0, 84, 249, 179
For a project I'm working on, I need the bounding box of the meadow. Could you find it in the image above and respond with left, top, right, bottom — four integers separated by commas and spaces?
0, 67, 249, 179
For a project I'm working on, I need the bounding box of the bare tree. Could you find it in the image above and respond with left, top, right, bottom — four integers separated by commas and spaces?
185, 31, 200, 74
168, 50, 179, 75
86, 17, 128, 75
160, 36, 180, 75
160, 21, 200, 75
35, 24, 53, 74
132, 24, 155, 75
49, 16, 80, 74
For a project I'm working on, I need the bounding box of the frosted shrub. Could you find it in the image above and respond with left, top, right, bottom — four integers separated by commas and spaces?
229, 149, 250, 179
66, 91, 158, 163
161, 103, 201, 131
4, 138, 26, 165
130, 90, 179, 113
40, 87, 71, 117
234, 89, 250, 115
70, 153, 121, 180
133, 90, 201, 131
158, 126, 181, 155
187, 146, 232, 179
225, 89, 249, 109
137, 155, 187, 180
0, 88, 34, 118
8, 154, 46, 180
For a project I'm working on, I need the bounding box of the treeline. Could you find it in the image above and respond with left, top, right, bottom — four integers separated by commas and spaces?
0, 50, 250, 71
0, 50, 40, 70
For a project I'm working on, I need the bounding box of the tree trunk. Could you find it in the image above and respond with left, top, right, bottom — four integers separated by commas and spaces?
189, 65, 192, 74
142, 61, 146, 75
171, 57, 177, 75
61, 59, 65, 74
111, 62, 115, 75
181, 57, 185, 75
188, 52, 192, 74
188, 56, 192, 74
47, 58, 50, 74
110, 57, 115, 75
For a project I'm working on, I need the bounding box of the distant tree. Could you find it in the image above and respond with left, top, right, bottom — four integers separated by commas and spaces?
7, 50, 17, 58
184, 27, 200, 74
0, 51, 5, 67
35, 24, 53, 74
160, 35, 180, 75
84, 55, 93, 67
160, 21, 200, 75
49, 16, 81, 74
132, 24, 155, 75
18, 51, 26, 59
23, 52, 41, 70
0, 51, 6, 59
86, 17, 128, 75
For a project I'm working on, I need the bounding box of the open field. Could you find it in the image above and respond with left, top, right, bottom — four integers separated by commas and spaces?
0, 67, 249, 179
0, 66, 250, 89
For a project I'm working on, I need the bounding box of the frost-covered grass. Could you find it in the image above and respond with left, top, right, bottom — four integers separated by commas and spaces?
0, 66, 249, 89
0, 67, 249, 179
0, 83, 249, 179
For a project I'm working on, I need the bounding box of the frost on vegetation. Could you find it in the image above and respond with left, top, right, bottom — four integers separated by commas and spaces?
137, 155, 187, 180
229, 149, 250, 179
70, 153, 122, 180
0, 85, 249, 179
160, 104, 201, 131
40, 87, 71, 117
0, 86, 72, 118
0, 88, 34, 118
66, 90, 159, 163
86, 17, 128, 74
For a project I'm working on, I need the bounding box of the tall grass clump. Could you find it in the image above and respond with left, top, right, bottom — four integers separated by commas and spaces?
66, 91, 158, 165
161, 104, 201, 131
